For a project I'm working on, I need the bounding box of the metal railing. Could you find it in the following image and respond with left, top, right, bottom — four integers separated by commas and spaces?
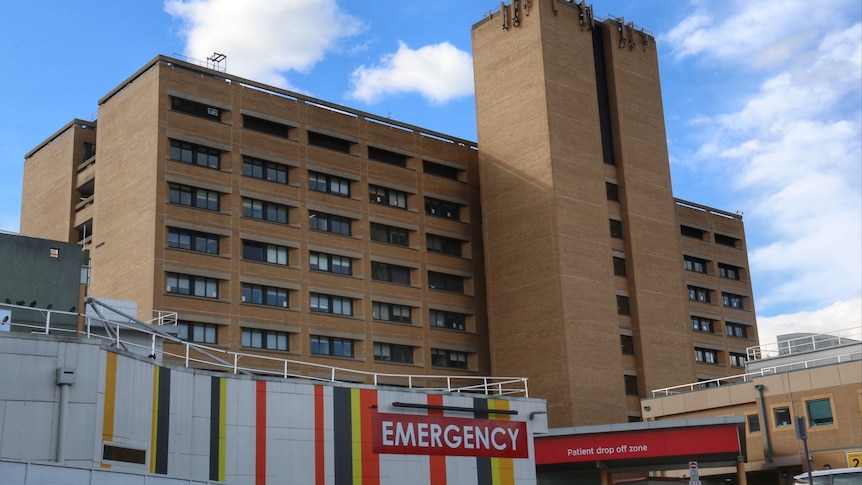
0, 301, 528, 397
651, 349, 861, 397
746, 326, 861, 360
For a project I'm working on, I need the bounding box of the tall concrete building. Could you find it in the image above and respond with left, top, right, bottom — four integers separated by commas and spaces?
472, 1, 757, 426
20, 1, 758, 428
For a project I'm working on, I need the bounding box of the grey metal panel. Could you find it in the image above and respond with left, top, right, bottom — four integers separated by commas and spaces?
0, 461, 27, 485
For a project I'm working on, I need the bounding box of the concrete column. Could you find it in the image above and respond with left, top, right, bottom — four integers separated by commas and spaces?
737, 459, 748, 485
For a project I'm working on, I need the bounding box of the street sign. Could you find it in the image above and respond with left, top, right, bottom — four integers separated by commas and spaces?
689, 461, 699, 482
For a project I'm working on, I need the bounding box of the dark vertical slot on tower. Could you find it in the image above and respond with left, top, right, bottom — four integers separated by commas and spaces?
592, 27, 616, 165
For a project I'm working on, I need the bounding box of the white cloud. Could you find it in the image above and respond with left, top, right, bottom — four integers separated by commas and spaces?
665, 2, 862, 324
348, 41, 474, 104
164, 0, 364, 88
755, 295, 861, 348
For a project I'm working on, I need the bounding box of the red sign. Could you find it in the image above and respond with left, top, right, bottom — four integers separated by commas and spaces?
372, 413, 529, 458
535, 425, 740, 465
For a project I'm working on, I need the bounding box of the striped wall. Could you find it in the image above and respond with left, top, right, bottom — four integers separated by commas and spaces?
95, 348, 545, 484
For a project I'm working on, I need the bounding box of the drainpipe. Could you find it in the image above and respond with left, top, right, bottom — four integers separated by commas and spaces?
754, 384, 773, 463
56, 368, 77, 463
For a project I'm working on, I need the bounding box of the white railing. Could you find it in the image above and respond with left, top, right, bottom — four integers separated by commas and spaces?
747, 326, 862, 361
0, 302, 528, 397
651, 349, 861, 397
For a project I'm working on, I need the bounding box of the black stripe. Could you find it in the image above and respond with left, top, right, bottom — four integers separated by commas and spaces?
474, 397, 492, 485
592, 25, 616, 166
155, 367, 171, 474
333, 387, 353, 484
209, 376, 220, 480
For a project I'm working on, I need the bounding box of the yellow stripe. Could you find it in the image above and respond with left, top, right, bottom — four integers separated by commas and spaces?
150, 365, 159, 474
101, 352, 117, 469
489, 399, 515, 485
219, 378, 227, 481
351, 388, 362, 484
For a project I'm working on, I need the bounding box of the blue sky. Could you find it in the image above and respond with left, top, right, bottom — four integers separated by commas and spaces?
1, 0, 860, 346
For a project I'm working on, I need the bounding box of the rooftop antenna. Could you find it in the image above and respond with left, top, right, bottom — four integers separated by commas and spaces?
207, 52, 227, 72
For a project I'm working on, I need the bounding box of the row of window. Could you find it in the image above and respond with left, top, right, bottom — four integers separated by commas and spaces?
687, 286, 747, 309
176, 321, 470, 368
680, 224, 741, 249
746, 398, 835, 434
692, 316, 751, 338
684, 255, 742, 280
694, 347, 747, 367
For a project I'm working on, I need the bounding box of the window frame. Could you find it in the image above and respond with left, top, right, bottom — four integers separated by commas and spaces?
241, 327, 289, 351
426, 233, 463, 257
309, 171, 351, 197
169, 183, 220, 211
688, 285, 711, 303
373, 342, 414, 364
609, 219, 624, 239
371, 262, 411, 285
242, 156, 288, 184
176, 320, 218, 344
694, 347, 718, 364
166, 272, 219, 298
684, 255, 708, 273
242, 198, 289, 225
168, 227, 219, 255
170, 96, 222, 122
722, 292, 745, 309
372, 302, 413, 324
428, 271, 465, 293
773, 406, 792, 428
726, 322, 749, 338
425, 197, 461, 221
310, 211, 352, 236
169, 139, 220, 169
691, 316, 714, 333
242, 240, 289, 266
624, 375, 639, 396
429, 309, 466, 331
310, 293, 353, 316
309, 251, 352, 275
369, 184, 408, 209
370, 222, 408, 246
620, 335, 634, 355
311, 335, 354, 357
431, 348, 468, 369
241, 283, 289, 308
718, 263, 741, 280
616, 295, 630, 316
806, 398, 835, 427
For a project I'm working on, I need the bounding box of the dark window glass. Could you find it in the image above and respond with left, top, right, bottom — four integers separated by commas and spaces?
613, 256, 626, 276
242, 240, 289, 265
606, 182, 619, 202
747, 414, 761, 433
624, 375, 639, 395
370, 222, 408, 246
730, 352, 746, 367
726, 322, 748, 338
169, 140, 220, 169
692, 316, 714, 333
371, 262, 411, 285
168, 227, 219, 254
242, 198, 289, 224
610, 219, 623, 239
241, 283, 288, 308
170, 96, 221, 121
309, 171, 350, 197
169, 183, 219, 211
309, 211, 352, 236
309, 252, 352, 275
82, 142, 96, 161
715, 233, 739, 248
311, 336, 353, 357
368, 146, 407, 167
243, 157, 288, 184
806, 398, 834, 427
718, 263, 741, 280
431, 348, 467, 369
166, 272, 218, 298
773, 407, 792, 427
373, 302, 412, 324
425, 197, 461, 221
176, 320, 218, 344
620, 335, 634, 355
684, 255, 707, 273
369, 185, 407, 209
103, 445, 146, 464
310, 293, 352, 316
722, 292, 744, 309
428, 271, 464, 293
308, 131, 351, 153
695, 347, 718, 364
616, 295, 630, 316
243, 115, 290, 138
373, 343, 414, 363
680, 225, 706, 240
241, 328, 289, 351
423, 160, 461, 180
427, 234, 462, 257
429, 310, 466, 331
688, 286, 711, 303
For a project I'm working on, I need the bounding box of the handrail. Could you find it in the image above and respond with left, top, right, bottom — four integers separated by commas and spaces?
746, 326, 861, 360
651, 349, 862, 397
0, 302, 528, 397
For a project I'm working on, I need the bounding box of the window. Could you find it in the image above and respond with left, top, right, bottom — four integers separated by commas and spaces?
691, 316, 714, 333
177, 321, 218, 344
616, 295, 630, 316
606, 182, 619, 202
373, 343, 414, 363
168, 227, 219, 255
428, 271, 464, 293
695, 347, 718, 364
718, 263, 740, 280
680, 225, 706, 240
726, 322, 748, 338
431, 349, 467, 369
730, 352, 746, 367
430, 310, 466, 331
241, 283, 289, 308
242, 198, 289, 224
103, 445, 146, 465
747, 414, 761, 433
369, 185, 407, 209
715, 233, 739, 248
373, 302, 412, 324
620, 335, 634, 355
169, 140, 220, 169
722, 292, 744, 309
309, 252, 352, 275
243, 157, 288, 184
609, 219, 623, 239
170, 96, 221, 121
371, 262, 411, 285
166, 272, 218, 298
423, 160, 461, 180
425, 197, 461, 221
368, 146, 407, 167
773, 406, 792, 427
309, 171, 350, 197
688, 286, 711, 303
684, 255, 707, 273
370, 222, 408, 246
427, 234, 462, 257
241, 328, 289, 351
243, 115, 291, 138
308, 131, 351, 153
82, 142, 96, 161
311, 336, 354, 357
624, 375, 639, 395
169, 183, 219, 211
310, 293, 353, 316
242, 240, 289, 265
310, 211, 352, 236
613, 256, 627, 276
806, 398, 834, 427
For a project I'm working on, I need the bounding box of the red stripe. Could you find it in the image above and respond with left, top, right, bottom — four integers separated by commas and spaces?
315, 386, 325, 485
360, 389, 380, 485
428, 394, 447, 485
256, 380, 267, 485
